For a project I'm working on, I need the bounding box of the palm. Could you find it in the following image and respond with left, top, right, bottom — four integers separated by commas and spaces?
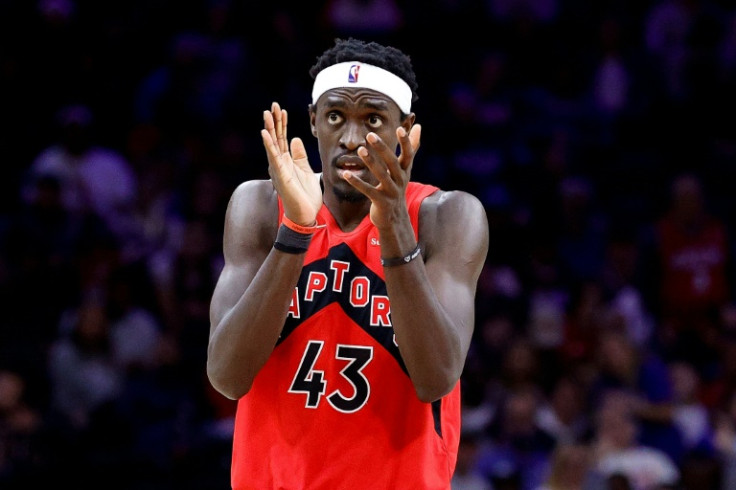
262, 103, 322, 224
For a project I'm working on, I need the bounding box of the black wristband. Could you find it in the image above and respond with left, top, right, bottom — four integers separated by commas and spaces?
381, 244, 421, 267
273, 224, 312, 254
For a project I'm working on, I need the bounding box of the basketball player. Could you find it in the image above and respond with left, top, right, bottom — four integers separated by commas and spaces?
207, 38, 489, 489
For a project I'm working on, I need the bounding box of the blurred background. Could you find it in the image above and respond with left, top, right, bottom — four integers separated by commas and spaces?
1, 0, 735, 489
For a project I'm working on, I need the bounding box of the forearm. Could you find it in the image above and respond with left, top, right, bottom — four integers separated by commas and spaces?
207, 250, 304, 399
379, 220, 467, 402
386, 262, 466, 402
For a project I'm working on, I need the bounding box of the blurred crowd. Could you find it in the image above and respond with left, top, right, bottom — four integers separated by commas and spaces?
1, 0, 736, 489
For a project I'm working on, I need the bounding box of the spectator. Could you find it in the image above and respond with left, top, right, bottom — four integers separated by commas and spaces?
669, 360, 721, 489
452, 425, 494, 490
590, 399, 680, 490
590, 330, 685, 466
591, 16, 632, 116
599, 225, 655, 349
555, 176, 608, 286
106, 263, 164, 372
126, 143, 187, 305
1, 1, 736, 487
320, 0, 404, 41
536, 443, 596, 490
669, 361, 714, 456
558, 280, 607, 366
0, 368, 48, 488
500, 337, 544, 392
477, 386, 556, 490
644, 0, 695, 100
2, 172, 111, 376
47, 297, 124, 431
21, 104, 142, 264
536, 375, 591, 445
714, 390, 736, 490
642, 172, 733, 371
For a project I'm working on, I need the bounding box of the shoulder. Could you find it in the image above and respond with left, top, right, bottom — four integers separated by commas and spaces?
228, 179, 278, 215
419, 188, 489, 262
420, 189, 487, 230
228, 179, 279, 218
230, 178, 276, 198
224, 179, 279, 247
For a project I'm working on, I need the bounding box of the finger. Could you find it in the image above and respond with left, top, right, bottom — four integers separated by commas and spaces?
266, 107, 280, 152
261, 129, 281, 160
358, 144, 394, 189
272, 103, 288, 154
282, 109, 289, 149
271, 101, 282, 117
408, 124, 422, 153
365, 132, 402, 184
341, 169, 378, 199
395, 127, 413, 172
263, 110, 275, 133
398, 124, 421, 171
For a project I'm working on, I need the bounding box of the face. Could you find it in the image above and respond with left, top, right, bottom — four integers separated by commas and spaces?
310, 87, 412, 204
598, 332, 635, 377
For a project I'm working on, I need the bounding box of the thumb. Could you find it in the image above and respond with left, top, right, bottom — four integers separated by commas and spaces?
290, 137, 310, 169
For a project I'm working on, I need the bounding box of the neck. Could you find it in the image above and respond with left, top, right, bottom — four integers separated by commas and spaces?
323, 192, 371, 232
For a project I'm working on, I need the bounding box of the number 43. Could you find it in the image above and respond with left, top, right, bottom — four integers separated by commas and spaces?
289, 341, 373, 413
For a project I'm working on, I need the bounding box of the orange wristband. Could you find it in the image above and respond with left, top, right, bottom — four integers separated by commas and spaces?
282, 215, 324, 234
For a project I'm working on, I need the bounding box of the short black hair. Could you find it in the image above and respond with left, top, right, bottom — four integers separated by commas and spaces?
309, 37, 419, 106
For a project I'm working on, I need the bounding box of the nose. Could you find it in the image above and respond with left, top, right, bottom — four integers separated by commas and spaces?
339, 120, 365, 150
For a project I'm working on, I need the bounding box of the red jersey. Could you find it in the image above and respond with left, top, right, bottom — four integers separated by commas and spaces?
231, 182, 461, 490
656, 215, 730, 316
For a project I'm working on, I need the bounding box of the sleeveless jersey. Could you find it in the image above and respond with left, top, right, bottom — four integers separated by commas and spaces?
231, 182, 461, 490
656, 215, 729, 317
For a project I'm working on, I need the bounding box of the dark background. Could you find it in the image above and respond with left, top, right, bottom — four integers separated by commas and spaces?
1, 0, 736, 488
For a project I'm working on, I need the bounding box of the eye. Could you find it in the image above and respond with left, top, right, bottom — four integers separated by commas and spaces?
327, 112, 343, 125
367, 114, 383, 129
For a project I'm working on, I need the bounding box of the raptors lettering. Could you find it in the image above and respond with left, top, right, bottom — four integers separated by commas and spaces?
286, 258, 392, 327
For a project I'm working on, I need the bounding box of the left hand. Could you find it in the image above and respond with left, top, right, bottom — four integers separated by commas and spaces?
341, 124, 422, 229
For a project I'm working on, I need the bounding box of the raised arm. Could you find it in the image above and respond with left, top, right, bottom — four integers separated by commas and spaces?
207, 181, 302, 399
207, 103, 322, 400
342, 124, 489, 402
387, 191, 488, 402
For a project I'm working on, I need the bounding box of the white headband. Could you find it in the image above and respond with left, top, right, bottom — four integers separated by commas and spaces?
312, 61, 412, 114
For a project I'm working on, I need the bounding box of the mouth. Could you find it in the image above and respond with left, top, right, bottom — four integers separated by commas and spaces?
336, 156, 366, 171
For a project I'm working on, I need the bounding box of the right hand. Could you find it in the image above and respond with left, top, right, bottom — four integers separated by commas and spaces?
261, 102, 322, 226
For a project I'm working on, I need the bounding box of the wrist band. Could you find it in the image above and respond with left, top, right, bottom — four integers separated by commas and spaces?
274, 224, 312, 254
381, 244, 421, 267
282, 215, 325, 234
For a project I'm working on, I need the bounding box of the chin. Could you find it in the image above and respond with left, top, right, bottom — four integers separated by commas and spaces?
332, 185, 367, 204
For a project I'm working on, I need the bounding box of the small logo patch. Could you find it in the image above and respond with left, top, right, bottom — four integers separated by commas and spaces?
348, 64, 360, 83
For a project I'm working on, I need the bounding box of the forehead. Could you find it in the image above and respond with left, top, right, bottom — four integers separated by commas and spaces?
316, 87, 399, 114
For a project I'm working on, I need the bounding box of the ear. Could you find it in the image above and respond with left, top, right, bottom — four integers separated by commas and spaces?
309, 105, 317, 137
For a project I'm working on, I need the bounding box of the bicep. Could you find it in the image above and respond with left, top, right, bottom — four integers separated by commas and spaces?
424, 192, 489, 347
209, 181, 276, 331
